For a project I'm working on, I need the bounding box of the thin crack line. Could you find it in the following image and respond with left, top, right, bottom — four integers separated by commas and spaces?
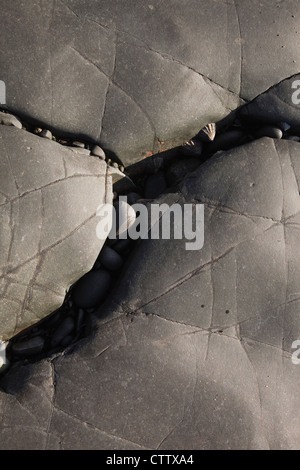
46, 404, 151, 450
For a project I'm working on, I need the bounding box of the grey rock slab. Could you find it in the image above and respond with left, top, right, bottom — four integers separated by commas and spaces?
1, 137, 300, 449
1, 1, 300, 165
0, 0, 263, 165
236, 0, 300, 100
0, 126, 112, 341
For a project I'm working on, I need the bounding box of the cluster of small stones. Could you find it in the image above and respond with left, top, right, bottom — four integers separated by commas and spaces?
0, 109, 125, 172
2, 107, 300, 373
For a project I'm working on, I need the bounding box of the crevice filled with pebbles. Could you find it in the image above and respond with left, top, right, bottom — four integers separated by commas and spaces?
1, 103, 300, 376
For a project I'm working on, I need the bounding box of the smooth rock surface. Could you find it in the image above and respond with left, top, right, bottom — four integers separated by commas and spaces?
7, 0, 300, 164
0, 126, 112, 341
1, 137, 300, 449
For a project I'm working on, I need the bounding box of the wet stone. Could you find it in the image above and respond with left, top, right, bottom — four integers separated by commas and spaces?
253, 126, 283, 140
11, 336, 45, 357
50, 317, 75, 349
75, 308, 85, 332
98, 246, 123, 272
113, 238, 132, 254
72, 269, 112, 309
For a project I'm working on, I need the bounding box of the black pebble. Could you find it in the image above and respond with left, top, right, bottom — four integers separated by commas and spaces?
12, 336, 45, 356
253, 126, 283, 140
72, 269, 112, 309
50, 316, 75, 348
113, 238, 132, 253
98, 246, 123, 271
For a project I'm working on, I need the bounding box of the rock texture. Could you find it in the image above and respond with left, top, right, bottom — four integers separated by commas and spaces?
0, 126, 111, 341
1, 136, 300, 449
1, 0, 300, 451
2, 0, 300, 164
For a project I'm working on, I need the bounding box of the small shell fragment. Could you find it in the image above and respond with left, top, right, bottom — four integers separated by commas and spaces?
198, 123, 216, 142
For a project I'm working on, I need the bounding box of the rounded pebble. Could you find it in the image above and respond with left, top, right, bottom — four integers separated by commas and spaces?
91, 145, 106, 159
0, 111, 22, 129
144, 170, 167, 199
72, 269, 112, 309
98, 246, 123, 271
40, 129, 52, 140
72, 141, 85, 148
253, 126, 283, 140
113, 238, 132, 253
50, 316, 75, 348
59, 335, 74, 348
76, 308, 85, 332
12, 336, 45, 356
